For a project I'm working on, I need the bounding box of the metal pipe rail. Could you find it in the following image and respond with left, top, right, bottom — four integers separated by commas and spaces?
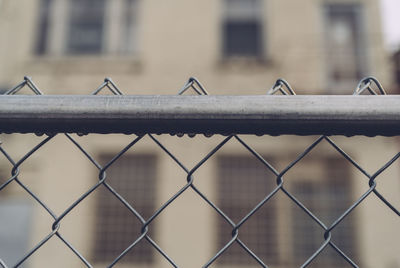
0, 95, 399, 136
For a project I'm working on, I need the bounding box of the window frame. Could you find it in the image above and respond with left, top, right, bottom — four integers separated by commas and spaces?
92, 153, 158, 265
322, 3, 367, 91
220, 0, 266, 61
34, 0, 139, 57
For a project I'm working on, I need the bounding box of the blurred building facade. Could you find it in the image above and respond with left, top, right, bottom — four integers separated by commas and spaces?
0, 0, 399, 267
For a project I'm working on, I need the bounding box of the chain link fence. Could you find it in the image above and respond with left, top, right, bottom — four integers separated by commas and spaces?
0, 76, 399, 267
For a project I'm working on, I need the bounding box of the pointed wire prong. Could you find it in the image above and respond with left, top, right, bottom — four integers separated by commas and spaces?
178, 77, 209, 95
267, 78, 296, 95
104, 77, 124, 95
354, 76, 386, 95
91, 78, 124, 95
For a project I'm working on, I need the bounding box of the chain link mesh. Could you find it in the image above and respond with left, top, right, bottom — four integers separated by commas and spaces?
0, 76, 399, 267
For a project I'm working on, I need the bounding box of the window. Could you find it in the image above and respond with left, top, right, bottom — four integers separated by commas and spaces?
67, 0, 105, 54
216, 156, 278, 265
93, 154, 157, 264
324, 4, 365, 84
216, 156, 358, 266
222, 0, 264, 58
35, 0, 139, 55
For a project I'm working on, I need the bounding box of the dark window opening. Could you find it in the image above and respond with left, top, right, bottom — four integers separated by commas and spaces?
92, 154, 157, 264
222, 0, 263, 59
223, 21, 262, 57
325, 4, 364, 83
67, 0, 106, 54
35, 0, 52, 55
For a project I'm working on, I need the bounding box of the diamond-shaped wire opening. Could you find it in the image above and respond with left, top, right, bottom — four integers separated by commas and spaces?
323, 136, 400, 214
133, 133, 238, 266
92, 186, 156, 264
322, 136, 400, 216
12, 135, 100, 215
183, 135, 280, 267
0, 135, 56, 207
286, 165, 360, 267
18, 134, 114, 267
264, 137, 360, 266
214, 154, 279, 266
143, 134, 233, 265
125, 134, 236, 268
146, 135, 205, 206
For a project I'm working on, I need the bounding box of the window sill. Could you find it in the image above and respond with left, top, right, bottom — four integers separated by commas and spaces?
25, 56, 142, 75
216, 57, 274, 73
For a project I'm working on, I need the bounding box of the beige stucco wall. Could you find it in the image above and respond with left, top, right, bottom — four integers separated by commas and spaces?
0, 0, 399, 267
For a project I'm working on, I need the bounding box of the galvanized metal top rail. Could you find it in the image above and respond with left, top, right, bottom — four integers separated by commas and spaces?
0, 95, 399, 136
